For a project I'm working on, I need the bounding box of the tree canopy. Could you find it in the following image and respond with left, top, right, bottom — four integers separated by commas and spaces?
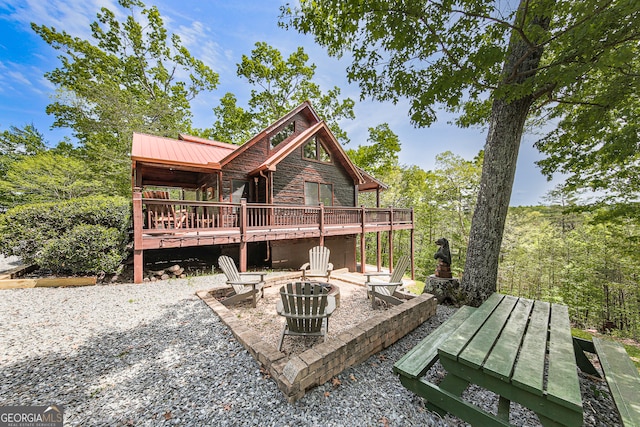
31, 0, 219, 195
203, 42, 355, 145
282, 0, 640, 304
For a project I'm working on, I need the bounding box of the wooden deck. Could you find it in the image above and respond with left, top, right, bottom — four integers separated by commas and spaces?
133, 196, 413, 251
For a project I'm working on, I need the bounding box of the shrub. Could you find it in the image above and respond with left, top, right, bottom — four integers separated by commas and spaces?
38, 224, 125, 273
0, 195, 130, 274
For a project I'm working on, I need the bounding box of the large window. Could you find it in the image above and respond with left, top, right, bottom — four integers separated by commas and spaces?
270, 122, 295, 147
303, 136, 331, 163
305, 181, 333, 206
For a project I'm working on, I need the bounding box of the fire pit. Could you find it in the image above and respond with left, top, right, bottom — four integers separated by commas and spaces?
314, 282, 341, 307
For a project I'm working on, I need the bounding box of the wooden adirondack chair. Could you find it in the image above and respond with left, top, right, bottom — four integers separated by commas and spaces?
299, 246, 333, 281
218, 255, 265, 308
364, 255, 411, 309
276, 282, 336, 351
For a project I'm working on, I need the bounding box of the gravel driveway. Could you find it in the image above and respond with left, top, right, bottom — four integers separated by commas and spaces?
0, 267, 620, 426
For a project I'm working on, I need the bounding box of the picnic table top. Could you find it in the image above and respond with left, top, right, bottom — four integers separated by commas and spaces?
395, 293, 584, 426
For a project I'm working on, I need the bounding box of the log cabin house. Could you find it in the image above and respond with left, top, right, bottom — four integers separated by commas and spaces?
131, 101, 414, 283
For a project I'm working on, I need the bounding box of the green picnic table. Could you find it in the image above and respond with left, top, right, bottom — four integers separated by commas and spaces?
394, 293, 583, 426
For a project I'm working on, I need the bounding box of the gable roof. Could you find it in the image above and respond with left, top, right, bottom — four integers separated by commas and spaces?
357, 167, 389, 191
219, 100, 320, 167
131, 132, 234, 170
130, 102, 382, 189
249, 121, 364, 185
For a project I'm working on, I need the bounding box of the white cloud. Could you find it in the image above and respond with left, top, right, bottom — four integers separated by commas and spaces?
1, 0, 119, 39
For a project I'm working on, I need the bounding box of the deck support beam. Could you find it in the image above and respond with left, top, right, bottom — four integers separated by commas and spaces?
133, 189, 144, 283
240, 199, 247, 272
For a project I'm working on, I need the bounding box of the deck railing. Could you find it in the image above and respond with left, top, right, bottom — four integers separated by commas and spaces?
136, 197, 413, 235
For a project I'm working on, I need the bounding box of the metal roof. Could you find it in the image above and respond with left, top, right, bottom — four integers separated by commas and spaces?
131, 133, 234, 169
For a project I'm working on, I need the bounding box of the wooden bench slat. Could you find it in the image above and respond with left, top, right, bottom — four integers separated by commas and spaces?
393, 306, 476, 379
439, 293, 504, 360
593, 337, 640, 427
460, 295, 519, 369
547, 304, 582, 411
512, 300, 550, 395
484, 298, 534, 380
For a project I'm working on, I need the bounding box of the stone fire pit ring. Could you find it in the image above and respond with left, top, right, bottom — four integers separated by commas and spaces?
300, 281, 341, 307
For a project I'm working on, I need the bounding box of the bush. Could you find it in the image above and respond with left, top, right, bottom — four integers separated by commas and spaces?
0, 195, 130, 274
38, 224, 125, 273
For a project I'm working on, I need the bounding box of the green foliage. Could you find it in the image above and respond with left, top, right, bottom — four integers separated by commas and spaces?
533, 2, 640, 209
0, 124, 46, 175
0, 151, 107, 208
31, 0, 219, 195
346, 124, 400, 177
0, 196, 130, 274
499, 206, 640, 340
202, 42, 354, 144
356, 144, 483, 281
38, 224, 125, 273
282, 0, 640, 303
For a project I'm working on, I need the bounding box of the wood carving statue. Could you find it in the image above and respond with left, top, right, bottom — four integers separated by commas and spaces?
434, 238, 452, 278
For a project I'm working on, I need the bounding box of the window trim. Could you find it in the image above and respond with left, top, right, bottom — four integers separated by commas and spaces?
270, 121, 295, 148
304, 180, 334, 206
302, 136, 332, 163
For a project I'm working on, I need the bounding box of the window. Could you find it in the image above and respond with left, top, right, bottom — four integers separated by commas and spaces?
305, 181, 333, 206
304, 137, 317, 159
318, 144, 331, 162
231, 180, 249, 202
320, 184, 333, 205
270, 122, 295, 147
303, 136, 331, 163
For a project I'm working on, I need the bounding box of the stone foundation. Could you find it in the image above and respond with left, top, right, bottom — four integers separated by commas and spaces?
198, 285, 437, 402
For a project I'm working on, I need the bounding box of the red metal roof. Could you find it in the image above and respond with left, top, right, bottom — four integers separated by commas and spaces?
131, 133, 234, 169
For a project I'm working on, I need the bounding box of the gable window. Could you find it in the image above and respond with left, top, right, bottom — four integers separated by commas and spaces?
270, 121, 295, 147
303, 136, 331, 163
305, 181, 333, 206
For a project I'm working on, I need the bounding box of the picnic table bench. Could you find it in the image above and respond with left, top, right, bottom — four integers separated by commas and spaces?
394, 292, 640, 426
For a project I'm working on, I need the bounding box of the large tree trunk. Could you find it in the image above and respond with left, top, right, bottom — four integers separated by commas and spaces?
460, 2, 552, 306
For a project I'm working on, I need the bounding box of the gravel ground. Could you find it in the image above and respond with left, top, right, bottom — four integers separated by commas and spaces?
0, 256, 621, 426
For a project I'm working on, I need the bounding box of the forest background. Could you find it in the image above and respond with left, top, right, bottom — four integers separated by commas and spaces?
0, 0, 638, 341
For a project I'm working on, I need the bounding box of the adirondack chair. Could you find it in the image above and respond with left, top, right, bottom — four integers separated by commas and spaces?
217, 255, 265, 308
142, 190, 188, 229
299, 246, 333, 282
276, 282, 336, 351
364, 255, 411, 309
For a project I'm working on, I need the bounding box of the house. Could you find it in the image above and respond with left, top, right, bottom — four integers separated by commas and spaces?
130, 101, 414, 283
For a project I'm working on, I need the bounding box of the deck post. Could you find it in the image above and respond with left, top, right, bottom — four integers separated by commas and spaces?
410, 208, 415, 279
360, 206, 366, 273
376, 231, 382, 272
239, 198, 247, 272
389, 207, 394, 273
319, 203, 325, 246
133, 188, 144, 283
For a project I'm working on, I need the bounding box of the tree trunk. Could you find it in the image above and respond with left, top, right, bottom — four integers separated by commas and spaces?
461, 1, 552, 306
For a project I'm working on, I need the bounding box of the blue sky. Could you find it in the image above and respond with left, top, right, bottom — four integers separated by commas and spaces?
0, 0, 559, 206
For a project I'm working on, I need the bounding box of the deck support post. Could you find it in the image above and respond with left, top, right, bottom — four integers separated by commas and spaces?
133, 189, 144, 283
240, 198, 247, 272
410, 208, 415, 279
388, 207, 394, 273
360, 206, 366, 273
376, 232, 382, 271
319, 203, 325, 246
